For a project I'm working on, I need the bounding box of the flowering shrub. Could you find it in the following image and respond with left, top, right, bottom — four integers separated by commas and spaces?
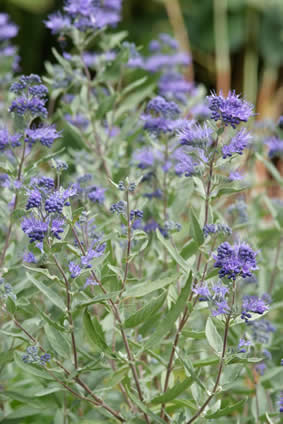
0, 2, 282, 423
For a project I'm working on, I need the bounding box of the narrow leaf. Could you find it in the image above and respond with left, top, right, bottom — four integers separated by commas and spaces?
124, 292, 167, 328
145, 273, 192, 349
27, 273, 65, 311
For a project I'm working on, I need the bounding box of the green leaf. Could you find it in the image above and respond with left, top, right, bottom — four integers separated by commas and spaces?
205, 317, 223, 355
24, 265, 61, 283
45, 325, 70, 358
177, 353, 207, 391
189, 210, 204, 246
124, 292, 167, 328
122, 77, 148, 96
83, 309, 110, 352
156, 230, 191, 272
256, 152, 283, 185
95, 94, 117, 119
151, 377, 193, 404
206, 399, 245, 418
144, 272, 192, 349
126, 389, 167, 424
124, 275, 176, 298
27, 273, 65, 311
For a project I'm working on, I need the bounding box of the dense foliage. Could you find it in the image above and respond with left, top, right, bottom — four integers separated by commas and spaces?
0, 1, 282, 423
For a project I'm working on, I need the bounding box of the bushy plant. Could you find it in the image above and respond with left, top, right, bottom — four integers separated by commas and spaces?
0, 2, 282, 423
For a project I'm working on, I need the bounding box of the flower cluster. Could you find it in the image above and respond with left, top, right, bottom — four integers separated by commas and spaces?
22, 346, 51, 366
203, 223, 232, 238
265, 136, 283, 159
207, 91, 254, 128
9, 74, 49, 118
241, 295, 269, 321
214, 241, 257, 280
46, 0, 122, 34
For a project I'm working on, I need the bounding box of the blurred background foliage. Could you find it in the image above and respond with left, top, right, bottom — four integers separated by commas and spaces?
1, 0, 283, 117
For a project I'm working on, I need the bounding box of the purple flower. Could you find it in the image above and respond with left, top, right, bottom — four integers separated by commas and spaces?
0, 13, 18, 41
222, 128, 252, 158
81, 243, 106, 267
88, 186, 106, 203
192, 283, 211, 300
211, 282, 229, 297
255, 362, 266, 376
177, 122, 213, 147
238, 338, 251, 353
23, 251, 36, 263
84, 278, 99, 288
9, 95, 47, 118
207, 91, 254, 128
26, 190, 42, 210
212, 299, 230, 316
133, 148, 156, 169
65, 113, 89, 130
279, 393, 283, 413
130, 209, 143, 220
51, 218, 64, 239
146, 96, 180, 118
158, 72, 194, 103
45, 192, 65, 214
45, 13, 71, 34
0, 128, 21, 151
173, 148, 196, 177
203, 223, 232, 237
265, 136, 283, 159
247, 319, 275, 344
21, 216, 48, 243
229, 170, 243, 181
241, 295, 269, 320
38, 176, 55, 190
25, 126, 62, 148
144, 189, 163, 199
214, 241, 257, 280
144, 52, 190, 73
69, 262, 81, 278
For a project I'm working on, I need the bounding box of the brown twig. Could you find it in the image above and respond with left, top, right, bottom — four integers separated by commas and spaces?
71, 227, 151, 423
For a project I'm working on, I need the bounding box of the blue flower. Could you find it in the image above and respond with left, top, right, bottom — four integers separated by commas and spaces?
88, 186, 106, 203
265, 136, 283, 159
26, 190, 42, 210
214, 241, 257, 280
25, 126, 62, 148
241, 295, 269, 321
21, 216, 48, 243
207, 90, 254, 128
238, 338, 251, 353
51, 218, 64, 239
0, 13, 18, 41
45, 12, 71, 34
177, 123, 213, 147
69, 262, 81, 278
222, 128, 252, 158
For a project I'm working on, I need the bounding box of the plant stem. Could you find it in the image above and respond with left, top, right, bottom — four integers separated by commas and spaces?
185, 279, 236, 424
71, 226, 151, 423
51, 252, 78, 370
161, 140, 219, 419
122, 190, 131, 291
9, 313, 125, 422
